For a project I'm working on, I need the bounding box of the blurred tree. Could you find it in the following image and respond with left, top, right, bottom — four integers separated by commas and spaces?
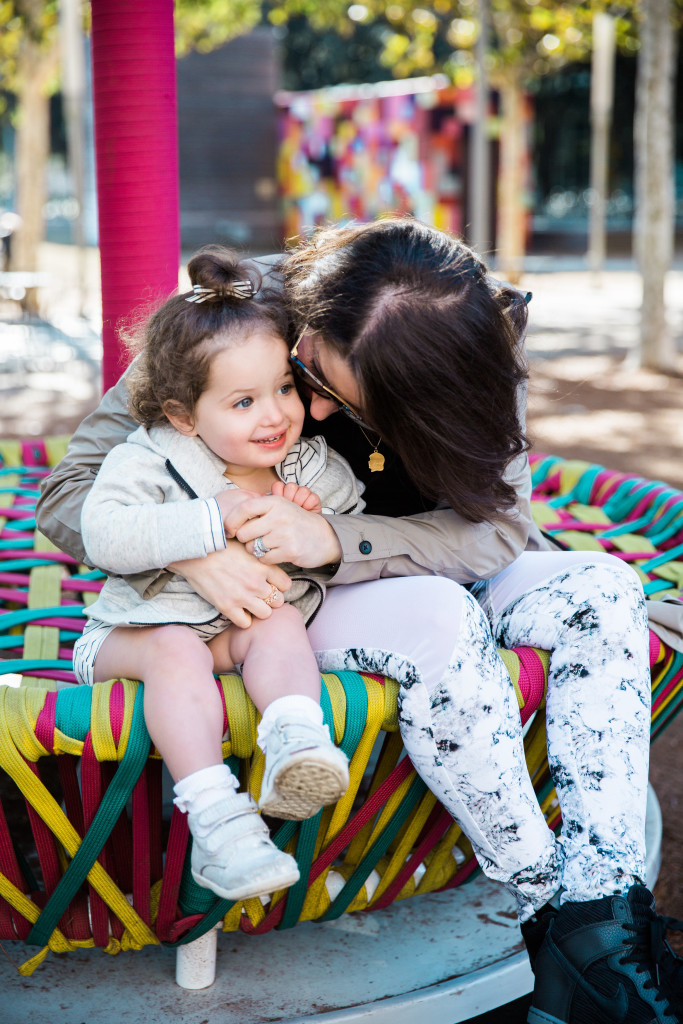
634, 0, 678, 371
174, 0, 261, 56
268, 1, 681, 370
278, 15, 390, 90
0, 0, 60, 310
270, 1, 642, 282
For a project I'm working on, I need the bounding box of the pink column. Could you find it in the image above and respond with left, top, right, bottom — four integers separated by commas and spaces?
90, 0, 179, 391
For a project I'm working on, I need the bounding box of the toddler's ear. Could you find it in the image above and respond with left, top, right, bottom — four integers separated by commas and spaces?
163, 401, 196, 436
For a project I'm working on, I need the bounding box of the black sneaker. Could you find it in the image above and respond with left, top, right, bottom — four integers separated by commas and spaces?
528, 885, 680, 1023
653, 913, 683, 1019
521, 902, 559, 974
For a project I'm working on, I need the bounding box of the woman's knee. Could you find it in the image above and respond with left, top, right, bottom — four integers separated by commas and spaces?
569, 556, 646, 607
405, 576, 470, 636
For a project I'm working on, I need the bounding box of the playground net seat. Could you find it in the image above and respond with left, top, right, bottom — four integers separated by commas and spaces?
1, 438, 682, 977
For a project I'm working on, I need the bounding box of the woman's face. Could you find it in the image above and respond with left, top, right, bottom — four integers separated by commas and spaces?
292, 332, 362, 422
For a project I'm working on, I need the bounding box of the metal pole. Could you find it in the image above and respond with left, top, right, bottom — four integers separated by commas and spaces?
59, 0, 87, 316
587, 12, 616, 275
468, 0, 491, 255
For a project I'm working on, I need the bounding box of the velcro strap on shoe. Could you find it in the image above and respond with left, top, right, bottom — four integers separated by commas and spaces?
191, 798, 269, 837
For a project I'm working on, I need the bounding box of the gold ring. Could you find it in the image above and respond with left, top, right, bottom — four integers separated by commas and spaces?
264, 585, 281, 608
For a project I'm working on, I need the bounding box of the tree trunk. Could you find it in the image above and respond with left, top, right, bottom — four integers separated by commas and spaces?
633, 0, 676, 371
495, 71, 528, 284
11, 37, 59, 314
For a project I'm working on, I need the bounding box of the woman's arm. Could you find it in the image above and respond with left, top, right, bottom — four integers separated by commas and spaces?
328, 451, 535, 586
225, 452, 537, 585
36, 373, 136, 563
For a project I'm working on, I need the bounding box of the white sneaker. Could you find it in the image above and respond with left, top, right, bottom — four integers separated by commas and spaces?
258, 715, 350, 820
189, 792, 300, 900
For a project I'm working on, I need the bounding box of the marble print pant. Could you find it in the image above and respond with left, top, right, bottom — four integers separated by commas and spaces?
306, 551, 651, 921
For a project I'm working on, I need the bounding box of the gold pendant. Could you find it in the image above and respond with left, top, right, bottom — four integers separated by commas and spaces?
368, 450, 385, 473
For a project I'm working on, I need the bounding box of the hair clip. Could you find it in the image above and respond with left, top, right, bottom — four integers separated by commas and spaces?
185, 280, 255, 304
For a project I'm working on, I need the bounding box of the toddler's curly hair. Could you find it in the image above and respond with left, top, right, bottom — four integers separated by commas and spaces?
124, 246, 291, 426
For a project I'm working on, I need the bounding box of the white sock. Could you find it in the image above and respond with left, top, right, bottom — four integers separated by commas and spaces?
172, 763, 239, 816
257, 694, 325, 748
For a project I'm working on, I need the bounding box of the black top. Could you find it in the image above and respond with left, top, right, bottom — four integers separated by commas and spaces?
303, 409, 436, 518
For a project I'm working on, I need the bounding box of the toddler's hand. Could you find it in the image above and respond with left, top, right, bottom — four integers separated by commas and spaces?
271, 480, 323, 514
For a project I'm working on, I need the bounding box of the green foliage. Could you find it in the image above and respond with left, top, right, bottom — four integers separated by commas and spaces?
265, 1, 646, 88
174, 0, 262, 56
0, 0, 60, 92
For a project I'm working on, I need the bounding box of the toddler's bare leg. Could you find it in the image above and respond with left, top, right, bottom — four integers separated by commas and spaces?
211, 604, 321, 714
215, 605, 348, 820
93, 624, 225, 782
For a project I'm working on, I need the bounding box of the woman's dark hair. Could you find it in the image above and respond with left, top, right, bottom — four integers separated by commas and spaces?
283, 217, 529, 524
125, 246, 291, 425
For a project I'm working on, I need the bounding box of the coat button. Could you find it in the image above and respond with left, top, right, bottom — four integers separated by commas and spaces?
359, 540, 372, 555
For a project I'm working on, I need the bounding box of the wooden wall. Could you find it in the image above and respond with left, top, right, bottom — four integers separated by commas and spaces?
177, 27, 282, 256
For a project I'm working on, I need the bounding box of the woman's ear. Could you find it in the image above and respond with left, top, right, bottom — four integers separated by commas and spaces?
164, 401, 197, 436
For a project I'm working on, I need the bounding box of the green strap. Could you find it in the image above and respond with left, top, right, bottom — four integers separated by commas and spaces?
27, 685, 151, 946
277, 683, 338, 930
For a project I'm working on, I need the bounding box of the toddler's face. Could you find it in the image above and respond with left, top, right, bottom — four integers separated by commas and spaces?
186, 331, 305, 472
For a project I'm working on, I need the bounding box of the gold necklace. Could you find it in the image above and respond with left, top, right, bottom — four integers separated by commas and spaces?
359, 426, 385, 472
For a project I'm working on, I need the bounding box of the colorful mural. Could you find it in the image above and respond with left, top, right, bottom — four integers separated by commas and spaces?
276, 75, 482, 240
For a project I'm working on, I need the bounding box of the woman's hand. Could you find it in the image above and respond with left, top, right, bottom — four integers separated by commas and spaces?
223, 494, 342, 568
169, 541, 291, 628
214, 487, 260, 522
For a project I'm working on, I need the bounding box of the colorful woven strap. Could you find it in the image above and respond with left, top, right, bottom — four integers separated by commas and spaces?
1, 440, 682, 974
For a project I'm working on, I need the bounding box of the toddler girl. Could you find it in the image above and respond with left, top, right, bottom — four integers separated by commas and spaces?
73, 247, 361, 902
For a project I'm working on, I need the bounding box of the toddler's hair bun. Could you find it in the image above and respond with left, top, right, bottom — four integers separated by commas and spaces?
186, 246, 260, 303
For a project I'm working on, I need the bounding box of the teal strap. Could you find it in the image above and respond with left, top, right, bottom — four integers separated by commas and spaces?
0, 659, 74, 675
0, 606, 84, 631
54, 686, 95, 743
277, 682, 338, 930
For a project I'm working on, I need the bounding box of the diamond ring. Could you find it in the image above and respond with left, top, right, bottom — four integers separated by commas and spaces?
252, 536, 270, 559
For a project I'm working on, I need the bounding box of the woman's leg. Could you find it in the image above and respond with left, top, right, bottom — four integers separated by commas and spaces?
307, 576, 562, 920
484, 551, 652, 905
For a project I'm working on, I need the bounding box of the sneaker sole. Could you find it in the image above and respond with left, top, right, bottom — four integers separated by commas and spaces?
259, 756, 349, 820
191, 864, 300, 902
527, 1010, 564, 1024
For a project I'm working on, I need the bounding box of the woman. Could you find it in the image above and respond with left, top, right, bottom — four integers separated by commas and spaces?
37, 218, 680, 1024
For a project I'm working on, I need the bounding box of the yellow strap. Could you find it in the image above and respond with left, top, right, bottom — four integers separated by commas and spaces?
369, 790, 437, 907
0, 441, 21, 466
2, 686, 50, 762
417, 820, 465, 893
218, 673, 257, 759
91, 680, 118, 761
558, 461, 594, 494
43, 436, 72, 466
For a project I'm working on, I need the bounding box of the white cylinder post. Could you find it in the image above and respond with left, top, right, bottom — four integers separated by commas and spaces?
175, 926, 219, 989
